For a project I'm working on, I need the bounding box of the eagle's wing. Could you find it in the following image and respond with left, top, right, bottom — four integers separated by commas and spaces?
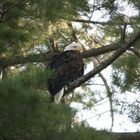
47, 51, 84, 96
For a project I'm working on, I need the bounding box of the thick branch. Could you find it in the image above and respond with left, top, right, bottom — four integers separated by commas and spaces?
0, 34, 139, 69
0, 43, 119, 68
72, 19, 107, 25
0, 52, 52, 68
82, 43, 118, 58
65, 31, 140, 94
72, 19, 135, 26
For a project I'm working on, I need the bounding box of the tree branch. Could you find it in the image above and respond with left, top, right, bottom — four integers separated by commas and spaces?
129, 47, 140, 59
0, 51, 52, 68
98, 72, 114, 131
92, 58, 114, 131
0, 0, 25, 23
120, 23, 127, 46
0, 43, 119, 68
72, 19, 135, 26
82, 43, 118, 58
0, 33, 139, 70
4, 0, 25, 14
65, 31, 140, 94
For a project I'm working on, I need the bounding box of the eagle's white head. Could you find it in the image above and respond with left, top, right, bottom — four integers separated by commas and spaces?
64, 42, 83, 52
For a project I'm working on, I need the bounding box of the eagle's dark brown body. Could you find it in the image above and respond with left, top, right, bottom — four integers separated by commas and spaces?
47, 50, 84, 97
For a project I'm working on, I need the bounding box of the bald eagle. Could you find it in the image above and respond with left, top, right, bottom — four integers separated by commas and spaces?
47, 42, 84, 103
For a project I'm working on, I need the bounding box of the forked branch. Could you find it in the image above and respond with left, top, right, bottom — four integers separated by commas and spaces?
65, 31, 140, 94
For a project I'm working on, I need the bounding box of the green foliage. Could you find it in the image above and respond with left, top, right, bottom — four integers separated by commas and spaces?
0, 0, 140, 135
101, 0, 118, 14
15, 67, 52, 89
61, 127, 111, 140
112, 53, 140, 92
0, 70, 111, 140
0, 70, 73, 139
30, 0, 89, 21
0, 0, 90, 55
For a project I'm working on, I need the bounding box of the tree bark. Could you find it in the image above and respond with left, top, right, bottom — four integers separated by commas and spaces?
72, 19, 136, 26
0, 43, 118, 68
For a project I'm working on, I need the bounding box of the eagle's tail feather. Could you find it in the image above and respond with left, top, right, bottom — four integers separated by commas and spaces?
54, 88, 64, 104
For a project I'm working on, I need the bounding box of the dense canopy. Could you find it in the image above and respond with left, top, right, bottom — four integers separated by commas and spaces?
0, 0, 140, 139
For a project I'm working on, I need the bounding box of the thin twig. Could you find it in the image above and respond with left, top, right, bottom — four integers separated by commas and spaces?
92, 58, 114, 131
82, 110, 110, 122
